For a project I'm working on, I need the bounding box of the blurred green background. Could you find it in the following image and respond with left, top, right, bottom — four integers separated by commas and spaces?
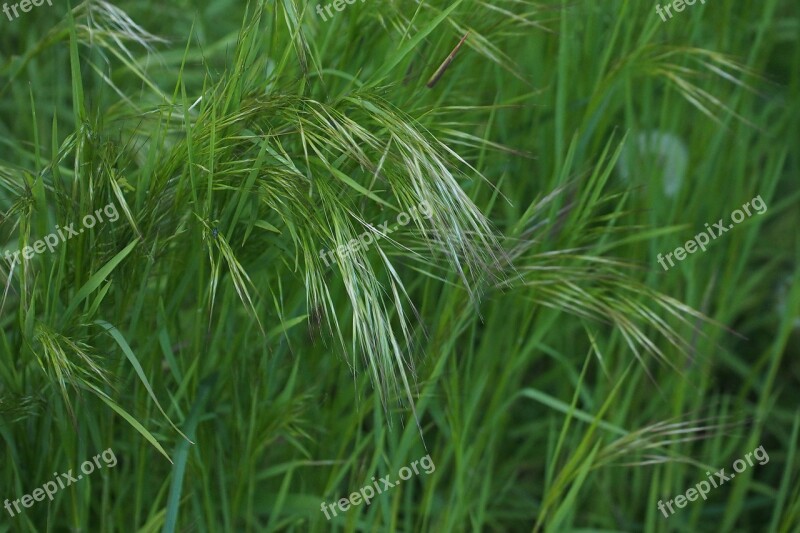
0, 0, 798, 531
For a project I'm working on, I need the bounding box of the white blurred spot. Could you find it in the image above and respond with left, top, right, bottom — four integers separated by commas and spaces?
617, 130, 689, 197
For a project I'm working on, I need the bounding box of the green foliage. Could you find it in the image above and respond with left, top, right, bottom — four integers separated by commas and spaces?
0, 0, 798, 531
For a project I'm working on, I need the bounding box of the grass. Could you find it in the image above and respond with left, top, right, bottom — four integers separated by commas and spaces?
0, 0, 798, 531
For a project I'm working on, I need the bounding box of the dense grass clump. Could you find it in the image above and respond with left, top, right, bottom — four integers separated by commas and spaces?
0, 0, 798, 531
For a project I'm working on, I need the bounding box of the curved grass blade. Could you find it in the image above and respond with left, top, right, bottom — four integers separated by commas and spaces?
61, 239, 139, 325
95, 319, 193, 444
86, 383, 173, 464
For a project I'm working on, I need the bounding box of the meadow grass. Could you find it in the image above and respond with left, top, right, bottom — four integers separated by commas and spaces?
0, 0, 798, 531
